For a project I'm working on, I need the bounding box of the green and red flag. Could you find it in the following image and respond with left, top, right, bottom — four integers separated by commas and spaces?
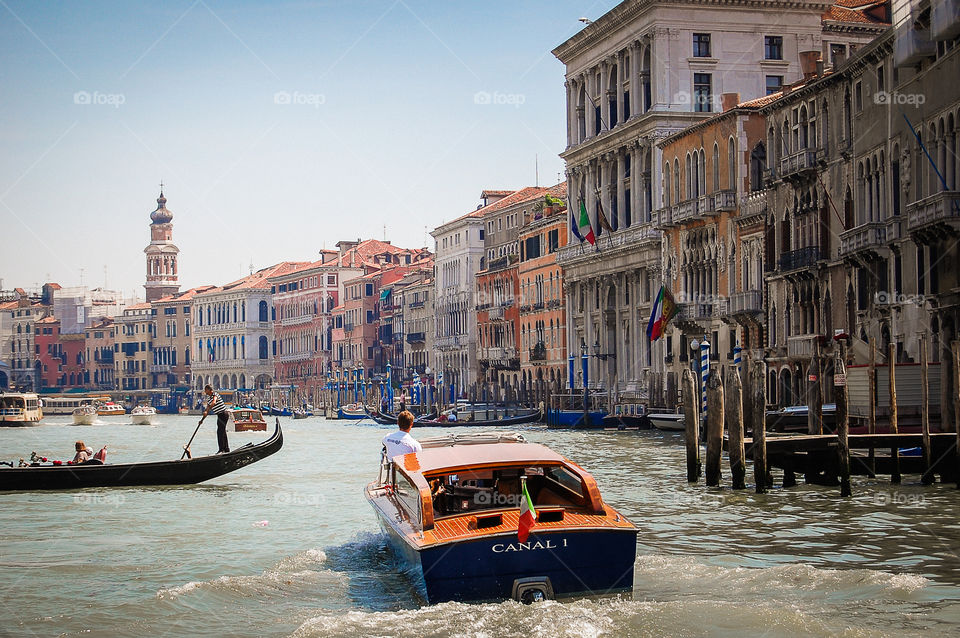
518, 478, 537, 543
576, 198, 595, 246
646, 285, 679, 341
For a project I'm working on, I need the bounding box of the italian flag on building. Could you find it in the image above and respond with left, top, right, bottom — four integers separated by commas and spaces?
518, 478, 537, 543
577, 200, 595, 245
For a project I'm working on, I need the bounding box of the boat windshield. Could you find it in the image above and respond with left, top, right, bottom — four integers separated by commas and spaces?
425, 464, 587, 518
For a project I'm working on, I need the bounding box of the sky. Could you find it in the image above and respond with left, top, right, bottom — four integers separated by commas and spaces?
0, 0, 607, 298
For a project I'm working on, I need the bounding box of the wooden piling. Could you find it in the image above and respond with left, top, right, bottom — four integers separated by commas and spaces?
806, 355, 820, 436
741, 350, 753, 436
835, 345, 851, 497
867, 338, 877, 477
705, 369, 724, 487
726, 368, 746, 489
954, 341, 960, 490
920, 333, 934, 485
752, 360, 768, 494
682, 368, 701, 482
889, 341, 901, 484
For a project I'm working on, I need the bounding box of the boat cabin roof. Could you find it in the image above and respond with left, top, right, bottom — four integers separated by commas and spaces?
399, 442, 567, 475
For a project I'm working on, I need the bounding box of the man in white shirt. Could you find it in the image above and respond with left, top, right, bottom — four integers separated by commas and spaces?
382, 410, 422, 460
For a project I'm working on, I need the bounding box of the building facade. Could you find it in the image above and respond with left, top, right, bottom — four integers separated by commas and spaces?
115, 303, 154, 391
398, 271, 434, 381
85, 318, 115, 391
517, 194, 570, 390
191, 262, 307, 394
552, 0, 886, 404
151, 286, 212, 399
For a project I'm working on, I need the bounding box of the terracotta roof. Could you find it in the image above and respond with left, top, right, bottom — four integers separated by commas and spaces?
0, 301, 18, 311
37, 316, 58, 324
125, 302, 152, 311
154, 285, 216, 303
44, 283, 61, 290
481, 189, 514, 198
822, 1, 889, 25
202, 262, 310, 295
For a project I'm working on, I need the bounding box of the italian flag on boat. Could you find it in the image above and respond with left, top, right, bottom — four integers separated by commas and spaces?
518, 478, 537, 543
646, 285, 679, 341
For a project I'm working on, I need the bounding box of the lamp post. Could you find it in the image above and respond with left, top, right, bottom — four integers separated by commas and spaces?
336, 369, 342, 408
581, 341, 590, 427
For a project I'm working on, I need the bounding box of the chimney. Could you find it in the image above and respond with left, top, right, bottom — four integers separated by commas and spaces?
799, 50, 822, 80
721, 93, 740, 112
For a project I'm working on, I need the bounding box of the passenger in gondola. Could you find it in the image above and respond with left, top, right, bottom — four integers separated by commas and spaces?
447, 410, 458, 422
72, 441, 90, 464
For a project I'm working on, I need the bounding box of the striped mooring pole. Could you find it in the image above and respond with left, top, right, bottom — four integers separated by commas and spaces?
700, 339, 711, 423
734, 342, 742, 376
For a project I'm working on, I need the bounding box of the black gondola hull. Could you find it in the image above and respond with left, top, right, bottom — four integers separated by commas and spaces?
0, 423, 283, 491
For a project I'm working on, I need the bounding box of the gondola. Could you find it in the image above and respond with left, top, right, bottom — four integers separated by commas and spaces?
0, 420, 283, 491
365, 405, 396, 425
415, 409, 542, 428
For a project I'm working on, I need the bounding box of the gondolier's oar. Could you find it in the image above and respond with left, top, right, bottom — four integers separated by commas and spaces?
181, 419, 204, 460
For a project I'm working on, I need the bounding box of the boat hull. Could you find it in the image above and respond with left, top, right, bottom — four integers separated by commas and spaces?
548, 410, 608, 427
337, 408, 367, 420
376, 513, 637, 603
130, 413, 156, 425
0, 423, 283, 491
649, 414, 685, 431
72, 414, 97, 425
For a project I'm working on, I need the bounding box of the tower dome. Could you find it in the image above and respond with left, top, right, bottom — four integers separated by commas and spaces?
150, 191, 173, 224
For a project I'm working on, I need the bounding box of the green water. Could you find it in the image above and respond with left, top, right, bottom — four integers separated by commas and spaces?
1, 414, 959, 637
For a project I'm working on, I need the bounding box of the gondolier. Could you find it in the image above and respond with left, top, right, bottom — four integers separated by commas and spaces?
200, 385, 230, 454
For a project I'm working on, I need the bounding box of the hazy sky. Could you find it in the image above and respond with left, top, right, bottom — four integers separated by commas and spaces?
1, 0, 601, 298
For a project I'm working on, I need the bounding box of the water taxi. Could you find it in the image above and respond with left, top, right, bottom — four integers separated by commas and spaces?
71, 405, 98, 425
0, 393, 43, 426
97, 402, 126, 416
229, 407, 267, 432
365, 432, 638, 604
130, 405, 157, 425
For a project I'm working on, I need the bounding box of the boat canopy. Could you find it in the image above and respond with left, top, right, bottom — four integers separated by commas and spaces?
419, 431, 527, 449
400, 442, 569, 475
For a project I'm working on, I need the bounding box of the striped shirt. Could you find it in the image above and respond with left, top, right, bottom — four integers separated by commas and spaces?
207, 393, 227, 415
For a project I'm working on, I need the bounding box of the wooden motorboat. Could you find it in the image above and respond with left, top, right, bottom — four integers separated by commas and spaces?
415, 409, 542, 428
97, 402, 126, 416
0, 421, 282, 491
130, 405, 157, 425
229, 407, 267, 432
366, 431, 638, 604
292, 409, 311, 420
71, 405, 98, 425
0, 393, 43, 426
649, 413, 686, 431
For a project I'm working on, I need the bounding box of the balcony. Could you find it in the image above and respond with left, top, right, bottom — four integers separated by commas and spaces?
435, 335, 462, 349
406, 332, 426, 344
779, 149, 821, 180
343, 322, 354, 333
150, 364, 170, 373
713, 189, 736, 212
886, 216, 903, 242
529, 342, 547, 362
654, 206, 674, 227
678, 303, 716, 322
739, 191, 767, 222
557, 223, 661, 265
726, 290, 763, 316
698, 194, 717, 217
839, 221, 888, 257
280, 314, 313, 327
409, 300, 425, 309
906, 191, 960, 241
672, 200, 698, 224
277, 352, 311, 363
787, 334, 818, 360
777, 246, 820, 272
488, 306, 505, 321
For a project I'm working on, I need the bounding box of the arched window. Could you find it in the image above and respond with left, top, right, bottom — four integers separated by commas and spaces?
258, 300, 268, 322
712, 143, 720, 192
728, 137, 736, 190
258, 336, 268, 359
686, 153, 693, 199
663, 163, 672, 207
674, 159, 680, 203
750, 143, 766, 192
698, 148, 706, 196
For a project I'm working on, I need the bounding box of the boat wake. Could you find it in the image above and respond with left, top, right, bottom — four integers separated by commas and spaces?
156, 549, 344, 600
288, 554, 943, 638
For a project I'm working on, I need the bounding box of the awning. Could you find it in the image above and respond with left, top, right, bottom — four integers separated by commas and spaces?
379, 288, 392, 301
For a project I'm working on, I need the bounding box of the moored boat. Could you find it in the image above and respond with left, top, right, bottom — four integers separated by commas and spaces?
229, 407, 267, 432
0, 393, 43, 426
292, 409, 311, 420
0, 421, 283, 491
71, 405, 98, 425
97, 402, 126, 416
130, 405, 157, 425
649, 412, 685, 431
366, 431, 638, 604
415, 409, 542, 428
546, 409, 608, 427
338, 404, 367, 420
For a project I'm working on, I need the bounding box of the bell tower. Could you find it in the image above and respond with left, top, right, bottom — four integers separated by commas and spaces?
143, 186, 180, 302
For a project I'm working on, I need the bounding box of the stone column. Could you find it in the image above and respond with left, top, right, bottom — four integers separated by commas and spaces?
587, 161, 597, 230
617, 149, 627, 230
564, 80, 574, 148
629, 40, 641, 120
584, 71, 595, 139
615, 50, 625, 126
599, 59, 610, 131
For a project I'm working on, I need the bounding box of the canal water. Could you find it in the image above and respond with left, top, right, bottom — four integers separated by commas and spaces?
1, 415, 959, 637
